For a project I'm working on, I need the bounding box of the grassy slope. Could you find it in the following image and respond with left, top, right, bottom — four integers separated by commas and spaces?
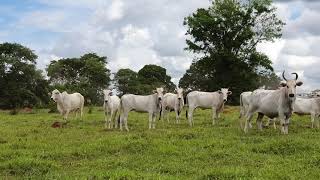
0, 106, 320, 179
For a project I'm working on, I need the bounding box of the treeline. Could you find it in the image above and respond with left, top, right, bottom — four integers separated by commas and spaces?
0, 0, 284, 109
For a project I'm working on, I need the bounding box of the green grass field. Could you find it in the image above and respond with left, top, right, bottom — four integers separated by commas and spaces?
0, 106, 320, 179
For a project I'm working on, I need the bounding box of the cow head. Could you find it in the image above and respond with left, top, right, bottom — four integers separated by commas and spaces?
218, 88, 232, 102
175, 88, 184, 101
103, 89, 113, 103
153, 87, 165, 102
280, 71, 303, 99
50, 89, 62, 102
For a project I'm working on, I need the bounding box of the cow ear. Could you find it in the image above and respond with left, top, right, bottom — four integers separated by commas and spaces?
296, 81, 303, 86
48, 92, 52, 96
153, 90, 157, 93
109, 92, 113, 96
227, 91, 232, 95
280, 81, 287, 87
218, 90, 222, 94
174, 88, 177, 93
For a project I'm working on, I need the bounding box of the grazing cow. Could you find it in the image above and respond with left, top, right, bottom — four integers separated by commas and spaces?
244, 71, 303, 134
293, 97, 320, 128
50, 89, 84, 121
103, 89, 121, 129
162, 88, 184, 123
186, 88, 232, 126
119, 87, 164, 131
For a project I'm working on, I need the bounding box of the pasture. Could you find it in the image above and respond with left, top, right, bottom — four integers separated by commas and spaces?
0, 106, 320, 179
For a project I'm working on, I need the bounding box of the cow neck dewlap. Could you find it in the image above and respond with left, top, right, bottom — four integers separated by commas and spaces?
57, 94, 65, 110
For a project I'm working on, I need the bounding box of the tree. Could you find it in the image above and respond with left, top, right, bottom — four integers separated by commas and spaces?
0, 42, 49, 109
138, 65, 175, 94
114, 65, 176, 96
47, 53, 110, 104
114, 69, 139, 95
180, 0, 284, 104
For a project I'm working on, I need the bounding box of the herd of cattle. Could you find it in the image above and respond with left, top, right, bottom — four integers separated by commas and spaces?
49, 71, 320, 134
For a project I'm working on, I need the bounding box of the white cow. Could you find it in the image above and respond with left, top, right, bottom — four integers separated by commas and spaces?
186, 88, 232, 126
244, 71, 303, 134
240, 90, 277, 129
161, 88, 184, 123
103, 89, 121, 129
293, 97, 320, 128
119, 87, 164, 131
50, 89, 84, 121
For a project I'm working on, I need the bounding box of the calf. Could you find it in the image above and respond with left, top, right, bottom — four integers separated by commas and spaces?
186, 88, 232, 126
50, 89, 84, 121
103, 89, 121, 129
119, 88, 164, 131
162, 88, 184, 123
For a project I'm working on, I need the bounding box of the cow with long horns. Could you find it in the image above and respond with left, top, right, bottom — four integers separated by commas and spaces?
244, 71, 303, 134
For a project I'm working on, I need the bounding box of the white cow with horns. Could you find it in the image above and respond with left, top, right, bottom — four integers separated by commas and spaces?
161, 88, 184, 123
119, 87, 165, 131
244, 71, 303, 134
103, 89, 121, 129
50, 89, 84, 121
186, 88, 232, 126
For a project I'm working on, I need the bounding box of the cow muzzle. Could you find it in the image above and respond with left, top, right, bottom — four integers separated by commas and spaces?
105, 100, 108, 103
158, 97, 162, 101
223, 99, 227, 102
289, 94, 295, 98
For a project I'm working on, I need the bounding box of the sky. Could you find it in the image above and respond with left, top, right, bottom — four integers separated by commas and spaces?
0, 0, 319, 92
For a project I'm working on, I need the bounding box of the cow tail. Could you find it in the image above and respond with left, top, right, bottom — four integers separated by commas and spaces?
118, 99, 122, 125
159, 104, 162, 121
239, 93, 244, 119
185, 96, 188, 119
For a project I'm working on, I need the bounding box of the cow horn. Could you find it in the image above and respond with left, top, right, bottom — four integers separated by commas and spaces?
292, 72, 298, 80
282, 71, 287, 81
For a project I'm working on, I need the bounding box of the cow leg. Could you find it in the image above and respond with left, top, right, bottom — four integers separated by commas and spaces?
109, 111, 113, 129
244, 112, 254, 133
114, 110, 119, 129
175, 109, 179, 124
279, 114, 286, 134
188, 106, 195, 127
212, 107, 217, 125
272, 118, 277, 129
284, 118, 290, 134
166, 109, 170, 123
104, 111, 109, 129
152, 112, 156, 129
256, 113, 264, 131
311, 113, 315, 128
64, 110, 70, 122
148, 113, 153, 129
120, 110, 128, 131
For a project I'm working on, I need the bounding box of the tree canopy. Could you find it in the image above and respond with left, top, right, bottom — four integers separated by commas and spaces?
0, 42, 49, 109
114, 65, 175, 96
180, 0, 284, 103
47, 53, 111, 104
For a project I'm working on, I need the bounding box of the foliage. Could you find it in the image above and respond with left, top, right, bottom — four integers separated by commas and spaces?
0, 107, 320, 178
46, 53, 111, 105
180, 0, 284, 104
114, 65, 175, 96
0, 42, 49, 109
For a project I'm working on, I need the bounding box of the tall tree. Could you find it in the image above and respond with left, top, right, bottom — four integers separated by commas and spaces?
114, 65, 176, 96
47, 53, 110, 104
0, 42, 49, 109
114, 68, 139, 95
179, 0, 284, 103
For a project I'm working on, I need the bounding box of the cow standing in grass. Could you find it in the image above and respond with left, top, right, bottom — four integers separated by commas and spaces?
240, 90, 277, 129
103, 89, 121, 129
50, 89, 84, 121
162, 88, 184, 123
186, 88, 232, 126
119, 87, 165, 131
293, 97, 320, 128
244, 71, 303, 134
